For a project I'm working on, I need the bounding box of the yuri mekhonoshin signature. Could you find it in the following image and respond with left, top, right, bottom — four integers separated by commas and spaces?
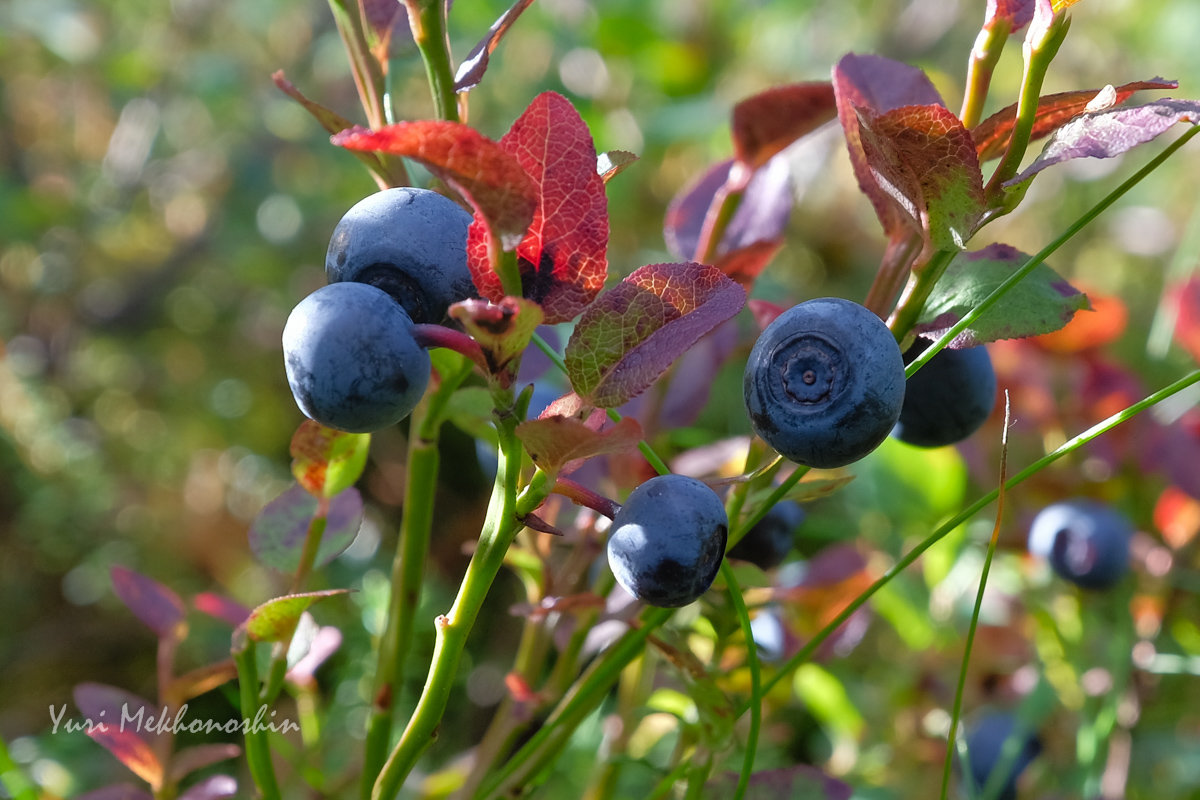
48, 703, 299, 736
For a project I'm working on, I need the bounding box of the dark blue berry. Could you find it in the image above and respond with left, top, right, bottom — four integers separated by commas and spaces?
283, 282, 430, 433
893, 339, 997, 448
607, 475, 729, 608
325, 187, 475, 324
743, 297, 905, 469
727, 500, 805, 570
961, 711, 1041, 800
1027, 499, 1132, 590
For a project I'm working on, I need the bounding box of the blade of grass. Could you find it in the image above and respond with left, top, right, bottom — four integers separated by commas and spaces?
939, 393, 1013, 800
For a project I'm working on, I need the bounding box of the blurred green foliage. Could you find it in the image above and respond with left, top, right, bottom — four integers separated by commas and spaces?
2, 0, 1200, 798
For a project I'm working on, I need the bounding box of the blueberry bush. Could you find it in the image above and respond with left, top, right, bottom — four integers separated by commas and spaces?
4, 1, 1200, 799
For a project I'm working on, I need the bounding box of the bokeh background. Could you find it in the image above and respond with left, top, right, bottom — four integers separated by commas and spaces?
3, 0, 1200, 797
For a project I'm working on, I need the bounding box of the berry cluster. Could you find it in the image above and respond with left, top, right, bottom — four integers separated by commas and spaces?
283, 188, 475, 433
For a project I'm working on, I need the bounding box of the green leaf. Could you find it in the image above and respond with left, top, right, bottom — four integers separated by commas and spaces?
564, 262, 746, 408
792, 664, 864, 740
914, 243, 1089, 346
290, 420, 370, 499
242, 590, 351, 644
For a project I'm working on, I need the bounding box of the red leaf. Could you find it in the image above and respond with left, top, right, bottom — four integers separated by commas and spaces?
715, 240, 784, 289
73, 683, 164, 788
855, 104, 985, 249
332, 122, 536, 250
468, 92, 609, 323
564, 262, 746, 408
832, 53, 946, 242
972, 79, 1178, 162
454, 0, 536, 93
515, 415, 643, 475
193, 593, 251, 627
1033, 287, 1127, 353
110, 566, 186, 640
731, 82, 837, 169
89, 729, 163, 788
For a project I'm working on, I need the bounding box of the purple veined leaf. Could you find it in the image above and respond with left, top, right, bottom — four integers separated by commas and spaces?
1006, 98, 1200, 186
75, 785, 155, 800
731, 82, 837, 169
454, 0, 536, 93
708, 765, 853, 800
110, 566, 186, 640
564, 262, 746, 408
984, 0, 1037, 33
168, 744, 241, 784
248, 483, 363, 573
854, 103, 986, 250
912, 243, 1089, 346
178, 775, 238, 800
242, 589, 352, 644
193, 593, 251, 627
663, 154, 793, 262
833, 53, 946, 242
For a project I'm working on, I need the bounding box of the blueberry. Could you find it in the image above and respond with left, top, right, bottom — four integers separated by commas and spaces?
743, 297, 905, 469
1027, 499, 1132, 590
325, 187, 475, 324
893, 339, 997, 448
961, 711, 1041, 800
727, 500, 805, 570
283, 282, 431, 433
607, 475, 729, 608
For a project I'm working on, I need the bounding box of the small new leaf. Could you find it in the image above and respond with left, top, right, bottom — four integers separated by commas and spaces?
515, 415, 643, 476
448, 297, 544, 379
242, 589, 351, 644
290, 420, 370, 498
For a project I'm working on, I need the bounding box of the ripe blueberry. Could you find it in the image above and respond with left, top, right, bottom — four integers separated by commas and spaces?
893, 339, 997, 448
607, 475, 729, 608
1027, 499, 1132, 590
743, 297, 905, 469
325, 187, 475, 324
961, 711, 1041, 800
283, 282, 430, 433
726, 500, 805, 570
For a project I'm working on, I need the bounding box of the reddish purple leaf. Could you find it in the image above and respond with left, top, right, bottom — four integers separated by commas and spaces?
1008, 99, 1200, 185
731, 82, 837, 169
467, 92, 609, 323
110, 566, 186, 640
856, 104, 986, 249
73, 684, 163, 787
984, 0, 1037, 33
361, 0, 410, 48
564, 262, 746, 408
658, 317, 741, 428
76, 786, 154, 800
193, 593, 251, 627
249, 484, 363, 573
454, 0, 536, 93
515, 415, 643, 475
973, 79, 1178, 162
833, 53, 946, 241
178, 775, 239, 800
169, 745, 240, 783
664, 156, 793, 264
333, 122, 536, 250
1170, 276, 1200, 364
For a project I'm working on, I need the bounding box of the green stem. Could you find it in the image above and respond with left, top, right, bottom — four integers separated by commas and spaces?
741, 368, 1200, 710
721, 561, 760, 800
233, 634, 282, 800
940, 396, 1012, 800
372, 409, 551, 799
887, 247, 959, 344
908, 124, 1200, 379
985, 12, 1070, 195
959, 19, 1011, 130
362, 357, 474, 796
404, 0, 460, 123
